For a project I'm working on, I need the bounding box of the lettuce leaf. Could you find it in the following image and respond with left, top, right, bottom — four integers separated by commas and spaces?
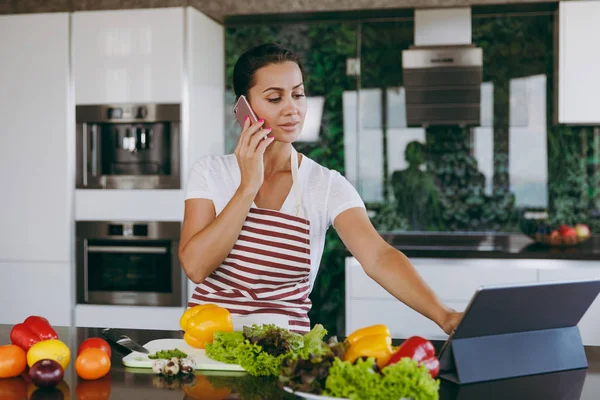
205, 331, 245, 364
235, 342, 289, 376
278, 336, 349, 394
205, 324, 328, 377
243, 324, 304, 356
297, 323, 328, 358
324, 357, 440, 400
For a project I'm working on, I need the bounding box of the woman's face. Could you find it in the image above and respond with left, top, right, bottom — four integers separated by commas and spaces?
247, 61, 307, 143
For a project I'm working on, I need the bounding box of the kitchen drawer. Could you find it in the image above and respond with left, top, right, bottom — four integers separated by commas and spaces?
346, 257, 538, 302
346, 298, 468, 340
75, 304, 185, 331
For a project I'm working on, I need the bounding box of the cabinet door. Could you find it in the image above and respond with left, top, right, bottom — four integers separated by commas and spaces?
538, 265, 600, 346
0, 262, 72, 326
345, 257, 538, 338
0, 13, 71, 262
72, 8, 183, 104
558, 1, 600, 123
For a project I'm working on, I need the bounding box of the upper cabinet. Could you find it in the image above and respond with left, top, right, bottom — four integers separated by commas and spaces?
558, 1, 600, 124
72, 8, 184, 104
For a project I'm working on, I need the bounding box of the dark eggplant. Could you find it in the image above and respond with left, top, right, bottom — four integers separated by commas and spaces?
29, 359, 64, 388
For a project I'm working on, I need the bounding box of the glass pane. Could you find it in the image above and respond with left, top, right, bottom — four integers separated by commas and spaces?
87, 241, 172, 293
357, 12, 584, 233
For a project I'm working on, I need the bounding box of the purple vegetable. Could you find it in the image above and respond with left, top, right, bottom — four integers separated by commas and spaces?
29, 359, 64, 388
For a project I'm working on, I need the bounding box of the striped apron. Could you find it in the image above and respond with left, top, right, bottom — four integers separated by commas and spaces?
188, 148, 312, 334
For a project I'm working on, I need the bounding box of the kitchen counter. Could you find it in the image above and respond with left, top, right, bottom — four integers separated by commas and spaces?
1, 324, 600, 399
377, 232, 600, 261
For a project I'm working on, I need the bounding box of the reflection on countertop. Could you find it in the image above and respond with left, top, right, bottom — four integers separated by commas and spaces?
1, 325, 599, 400
376, 232, 600, 261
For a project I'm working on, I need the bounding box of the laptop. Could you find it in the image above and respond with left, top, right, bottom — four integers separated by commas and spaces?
438, 278, 600, 379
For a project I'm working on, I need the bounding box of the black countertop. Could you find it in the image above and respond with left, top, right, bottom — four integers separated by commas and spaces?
377, 232, 600, 261
2, 325, 600, 400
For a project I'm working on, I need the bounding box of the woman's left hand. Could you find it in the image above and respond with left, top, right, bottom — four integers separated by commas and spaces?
440, 310, 463, 335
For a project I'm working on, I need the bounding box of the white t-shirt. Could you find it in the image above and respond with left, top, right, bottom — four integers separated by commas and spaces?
184, 152, 366, 290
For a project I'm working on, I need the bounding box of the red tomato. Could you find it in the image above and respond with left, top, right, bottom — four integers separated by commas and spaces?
78, 338, 111, 358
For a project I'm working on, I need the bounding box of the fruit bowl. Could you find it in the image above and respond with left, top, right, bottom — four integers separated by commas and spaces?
527, 231, 590, 247
519, 210, 592, 247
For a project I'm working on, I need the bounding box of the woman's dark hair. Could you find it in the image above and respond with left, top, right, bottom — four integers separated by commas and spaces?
233, 42, 304, 100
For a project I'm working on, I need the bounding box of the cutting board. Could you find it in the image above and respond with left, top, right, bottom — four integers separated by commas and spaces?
121, 338, 246, 372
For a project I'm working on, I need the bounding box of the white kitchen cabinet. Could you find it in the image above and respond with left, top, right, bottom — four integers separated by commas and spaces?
347, 298, 469, 340
75, 304, 185, 331
72, 8, 184, 104
0, 13, 72, 262
538, 263, 600, 346
345, 257, 600, 343
0, 262, 72, 326
558, 1, 600, 124
186, 7, 226, 170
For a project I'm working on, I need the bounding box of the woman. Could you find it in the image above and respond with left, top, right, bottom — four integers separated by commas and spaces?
179, 42, 462, 335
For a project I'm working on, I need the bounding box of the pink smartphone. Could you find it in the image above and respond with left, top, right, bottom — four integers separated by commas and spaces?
233, 95, 259, 127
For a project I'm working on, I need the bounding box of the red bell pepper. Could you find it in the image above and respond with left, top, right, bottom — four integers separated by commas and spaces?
386, 336, 440, 378
23, 316, 58, 341
10, 316, 58, 351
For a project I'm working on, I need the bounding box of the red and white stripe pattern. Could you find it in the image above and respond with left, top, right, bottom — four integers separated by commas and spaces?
189, 207, 312, 334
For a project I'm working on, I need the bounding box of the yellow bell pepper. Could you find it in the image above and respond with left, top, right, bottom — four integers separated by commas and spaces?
180, 304, 233, 349
345, 324, 390, 346
180, 304, 219, 331
344, 324, 393, 369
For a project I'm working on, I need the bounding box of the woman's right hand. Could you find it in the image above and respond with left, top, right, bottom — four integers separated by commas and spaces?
234, 116, 275, 195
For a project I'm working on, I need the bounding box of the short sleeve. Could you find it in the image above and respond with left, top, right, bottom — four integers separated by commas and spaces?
326, 170, 366, 228
185, 157, 213, 200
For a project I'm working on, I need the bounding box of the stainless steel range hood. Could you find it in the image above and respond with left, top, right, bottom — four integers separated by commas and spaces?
402, 8, 483, 127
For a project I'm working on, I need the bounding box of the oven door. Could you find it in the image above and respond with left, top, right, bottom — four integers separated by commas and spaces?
77, 238, 182, 307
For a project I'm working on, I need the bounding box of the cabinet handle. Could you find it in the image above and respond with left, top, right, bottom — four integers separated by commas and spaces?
91, 124, 98, 176
87, 246, 168, 254
82, 124, 88, 187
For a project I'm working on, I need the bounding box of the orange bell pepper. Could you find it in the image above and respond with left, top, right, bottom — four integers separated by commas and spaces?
180, 304, 233, 349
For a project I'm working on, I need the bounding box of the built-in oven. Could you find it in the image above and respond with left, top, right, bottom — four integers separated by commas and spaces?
76, 221, 184, 307
75, 103, 181, 189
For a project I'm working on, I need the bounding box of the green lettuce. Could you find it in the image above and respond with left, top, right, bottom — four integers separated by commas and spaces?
235, 342, 289, 376
297, 323, 328, 358
324, 357, 440, 400
205, 331, 245, 363
278, 336, 349, 394
205, 324, 328, 377
243, 324, 304, 356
